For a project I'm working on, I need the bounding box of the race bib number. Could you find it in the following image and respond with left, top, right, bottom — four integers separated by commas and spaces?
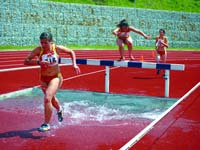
41, 53, 58, 65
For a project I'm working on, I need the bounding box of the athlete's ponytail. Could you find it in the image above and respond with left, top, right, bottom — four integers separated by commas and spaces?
40, 32, 53, 42
117, 19, 129, 28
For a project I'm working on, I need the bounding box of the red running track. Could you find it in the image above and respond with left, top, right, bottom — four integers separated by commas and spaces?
0, 50, 200, 150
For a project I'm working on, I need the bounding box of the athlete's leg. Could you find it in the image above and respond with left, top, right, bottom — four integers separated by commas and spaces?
44, 78, 60, 124
127, 42, 134, 60
161, 52, 167, 63
155, 51, 161, 75
126, 37, 134, 60
41, 82, 60, 111
51, 76, 63, 111
117, 38, 125, 60
155, 51, 160, 63
161, 52, 167, 77
51, 97, 60, 111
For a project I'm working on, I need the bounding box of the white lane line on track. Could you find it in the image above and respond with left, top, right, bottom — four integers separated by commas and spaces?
0, 60, 25, 63
63, 66, 119, 81
0, 64, 25, 68
0, 67, 120, 97
120, 82, 200, 150
0, 86, 40, 100
0, 64, 71, 72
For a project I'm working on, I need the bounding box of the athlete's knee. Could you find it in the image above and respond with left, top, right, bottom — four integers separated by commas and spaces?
44, 98, 50, 104
118, 44, 124, 49
127, 41, 132, 47
44, 92, 54, 104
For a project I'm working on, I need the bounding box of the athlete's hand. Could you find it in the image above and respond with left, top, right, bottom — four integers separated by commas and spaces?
73, 65, 81, 75
160, 40, 165, 44
144, 35, 151, 40
40, 61, 50, 68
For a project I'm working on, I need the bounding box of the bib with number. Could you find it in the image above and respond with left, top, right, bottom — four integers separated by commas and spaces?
39, 44, 59, 66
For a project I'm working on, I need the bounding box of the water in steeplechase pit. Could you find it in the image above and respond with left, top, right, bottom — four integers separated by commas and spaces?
0, 88, 178, 149
0, 88, 177, 126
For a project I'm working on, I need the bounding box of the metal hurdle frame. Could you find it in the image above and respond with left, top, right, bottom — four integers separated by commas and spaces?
59, 58, 185, 97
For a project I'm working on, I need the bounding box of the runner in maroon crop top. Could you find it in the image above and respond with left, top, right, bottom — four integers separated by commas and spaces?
112, 19, 150, 61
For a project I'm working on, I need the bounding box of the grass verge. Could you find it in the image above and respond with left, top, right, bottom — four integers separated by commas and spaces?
48, 0, 200, 13
0, 45, 199, 51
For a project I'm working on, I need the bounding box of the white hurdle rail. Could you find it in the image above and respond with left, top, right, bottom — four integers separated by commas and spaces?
59, 58, 185, 97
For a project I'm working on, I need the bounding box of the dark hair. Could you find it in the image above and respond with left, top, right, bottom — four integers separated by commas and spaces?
159, 29, 165, 34
117, 19, 129, 28
40, 32, 53, 42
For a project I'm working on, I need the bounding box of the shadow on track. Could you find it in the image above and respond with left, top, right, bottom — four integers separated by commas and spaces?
0, 128, 45, 139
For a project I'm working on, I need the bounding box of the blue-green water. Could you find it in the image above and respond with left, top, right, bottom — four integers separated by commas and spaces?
0, 88, 177, 123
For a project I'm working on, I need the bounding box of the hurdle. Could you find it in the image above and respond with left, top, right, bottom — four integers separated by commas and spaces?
59, 58, 185, 97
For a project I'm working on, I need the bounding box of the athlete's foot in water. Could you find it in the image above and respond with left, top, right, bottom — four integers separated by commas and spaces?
118, 57, 125, 61
57, 110, 64, 122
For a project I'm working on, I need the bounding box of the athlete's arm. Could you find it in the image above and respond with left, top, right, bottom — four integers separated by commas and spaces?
56, 45, 81, 74
161, 37, 169, 48
112, 28, 120, 36
155, 37, 160, 49
155, 37, 159, 44
129, 26, 150, 39
24, 47, 40, 65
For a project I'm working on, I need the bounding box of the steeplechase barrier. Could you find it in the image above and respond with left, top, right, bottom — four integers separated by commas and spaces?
59, 58, 185, 97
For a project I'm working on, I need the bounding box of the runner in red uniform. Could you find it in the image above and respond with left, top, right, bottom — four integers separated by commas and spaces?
155, 29, 169, 74
112, 19, 150, 61
24, 32, 80, 132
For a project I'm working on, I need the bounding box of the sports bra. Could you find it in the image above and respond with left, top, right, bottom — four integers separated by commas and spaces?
118, 28, 131, 38
38, 44, 59, 66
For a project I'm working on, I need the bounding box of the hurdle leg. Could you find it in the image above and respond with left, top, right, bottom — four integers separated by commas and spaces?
164, 70, 170, 97
105, 66, 110, 93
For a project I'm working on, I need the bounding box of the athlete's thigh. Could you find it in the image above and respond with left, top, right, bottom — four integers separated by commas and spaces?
41, 81, 48, 93
46, 78, 60, 97
126, 36, 133, 45
162, 55, 166, 62
116, 38, 124, 46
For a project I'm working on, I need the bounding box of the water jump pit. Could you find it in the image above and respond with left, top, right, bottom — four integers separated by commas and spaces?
0, 88, 177, 150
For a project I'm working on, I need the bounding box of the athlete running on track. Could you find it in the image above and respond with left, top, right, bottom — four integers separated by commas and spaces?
155, 29, 169, 74
24, 32, 80, 132
112, 19, 150, 61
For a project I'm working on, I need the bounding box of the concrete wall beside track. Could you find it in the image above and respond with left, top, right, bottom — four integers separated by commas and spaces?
0, 0, 200, 48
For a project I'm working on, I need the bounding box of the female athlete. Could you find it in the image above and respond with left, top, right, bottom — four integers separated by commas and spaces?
155, 29, 169, 74
112, 19, 150, 61
24, 32, 80, 132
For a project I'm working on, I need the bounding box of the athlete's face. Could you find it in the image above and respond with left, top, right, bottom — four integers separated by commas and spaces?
40, 39, 51, 51
121, 26, 129, 31
159, 31, 165, 37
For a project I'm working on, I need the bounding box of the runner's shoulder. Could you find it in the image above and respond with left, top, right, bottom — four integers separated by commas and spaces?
32, 46, 42, 55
